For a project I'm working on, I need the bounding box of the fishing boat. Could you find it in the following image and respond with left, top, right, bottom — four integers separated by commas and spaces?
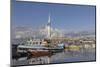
17, 14, 64, 58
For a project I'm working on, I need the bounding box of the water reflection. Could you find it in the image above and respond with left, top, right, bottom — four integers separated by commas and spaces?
12, 48, 95, 66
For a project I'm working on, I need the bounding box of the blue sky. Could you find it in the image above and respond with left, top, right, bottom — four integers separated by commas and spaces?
11, 1, 96, 31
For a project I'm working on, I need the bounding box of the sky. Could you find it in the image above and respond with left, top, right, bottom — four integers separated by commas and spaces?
11, 0, 96, 32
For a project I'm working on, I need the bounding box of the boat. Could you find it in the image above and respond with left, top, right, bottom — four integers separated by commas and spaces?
16, 14, 64, 58
17, 38, 64, 58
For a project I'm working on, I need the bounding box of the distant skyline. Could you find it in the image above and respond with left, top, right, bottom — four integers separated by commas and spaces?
11, 1, 96, 32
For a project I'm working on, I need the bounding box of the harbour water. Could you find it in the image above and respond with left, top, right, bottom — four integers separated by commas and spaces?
12, 48, 95, 66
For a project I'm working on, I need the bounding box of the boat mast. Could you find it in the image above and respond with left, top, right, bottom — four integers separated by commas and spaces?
47, 13, 51, 39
